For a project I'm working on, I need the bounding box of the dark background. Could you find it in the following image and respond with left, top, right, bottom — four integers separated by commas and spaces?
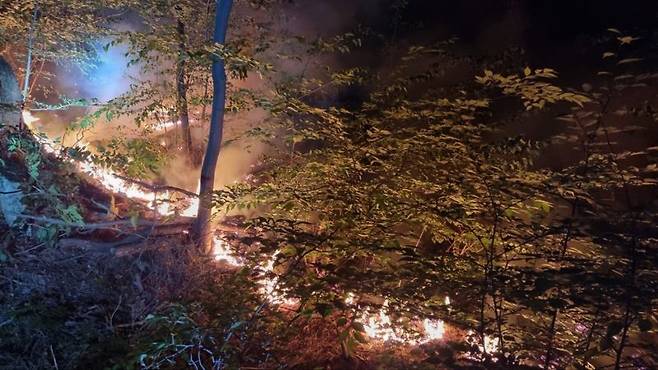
306, 0, 658, 78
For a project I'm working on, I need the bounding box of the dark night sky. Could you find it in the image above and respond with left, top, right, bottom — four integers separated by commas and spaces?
309, 0, 658, 80
350, 0, 658, 44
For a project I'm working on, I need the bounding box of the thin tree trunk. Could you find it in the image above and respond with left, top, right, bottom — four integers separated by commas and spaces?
194, 0, 234, 254
479, 263, 489, 357
581, 307, 599, 359
544, 309, 558, 369
613, 235, 638, 370
20, 4, 39, 130
175, 18, 193, 159
614, 299, 632, 370
201, 0, 213, 122
544, 225, 573, 369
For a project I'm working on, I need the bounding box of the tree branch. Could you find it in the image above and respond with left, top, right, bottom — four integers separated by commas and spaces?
114, 174, 199, 198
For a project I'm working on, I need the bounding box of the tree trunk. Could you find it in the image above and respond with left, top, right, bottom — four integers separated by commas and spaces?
175, 18, 193, 159
194, 0, 234, 254
20, 5, 39, 130
200, 0, 214, 122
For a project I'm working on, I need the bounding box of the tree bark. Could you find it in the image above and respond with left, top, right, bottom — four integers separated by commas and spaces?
175, 18, 193, 159
194, 0, 234, 254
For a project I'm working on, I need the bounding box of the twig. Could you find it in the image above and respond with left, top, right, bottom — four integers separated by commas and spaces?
109, 295, 123, 331
0, 190, 22, 194
112, 319, 147, 329
15, 242, 45, 255
49, 345, 59, 370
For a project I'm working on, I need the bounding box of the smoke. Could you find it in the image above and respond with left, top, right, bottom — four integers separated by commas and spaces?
30, 0, 379, 199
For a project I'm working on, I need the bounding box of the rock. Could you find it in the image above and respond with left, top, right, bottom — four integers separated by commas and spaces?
0, 56, 21, 127
0, 174, 24, 225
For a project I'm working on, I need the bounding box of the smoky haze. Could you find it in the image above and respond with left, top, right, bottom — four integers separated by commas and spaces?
26, 0, 658, 195
26, 0, 387, 199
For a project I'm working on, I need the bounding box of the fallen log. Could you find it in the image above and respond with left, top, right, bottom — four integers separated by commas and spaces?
58, 238, 124, 255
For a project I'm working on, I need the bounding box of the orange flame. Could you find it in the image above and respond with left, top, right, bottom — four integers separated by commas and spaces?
24, 110, 460, 347
23, 111, 173, 216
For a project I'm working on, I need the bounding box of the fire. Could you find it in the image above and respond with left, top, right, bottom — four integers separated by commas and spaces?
423, 318, 446, 341
214, 231, 446, 342
363, 303, 405, 342
359, 300, 445, 343
259, 254, 298, 306
22, 111, 173, 215
466, 330, 500, 360
22, 110, 461, 347
211, 236, 296, 305
181, 182, 200, 217
212, 235, 241, 266
22, 110, 40, 126
151, 119, 178, 132
212, 231, 448, 343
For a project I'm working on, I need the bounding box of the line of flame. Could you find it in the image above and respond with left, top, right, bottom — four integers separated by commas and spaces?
23, 110, 457, 346
213, 235, 446, 343
22, 111, 172, 216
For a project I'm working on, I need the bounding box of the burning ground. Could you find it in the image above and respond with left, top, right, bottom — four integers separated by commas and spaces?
0, 110, 494, 369
0, 119, 494, 370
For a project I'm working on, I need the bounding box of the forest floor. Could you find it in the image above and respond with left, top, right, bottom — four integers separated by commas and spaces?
0, 231, 518, 370
0, 128, 531, 370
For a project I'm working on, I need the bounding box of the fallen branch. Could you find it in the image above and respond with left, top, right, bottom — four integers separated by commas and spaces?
114, 243, 169, 257
18, 214, 193, 231
58, 237, 167, 257
114, 174, 199, 198
215, 223, 246, 234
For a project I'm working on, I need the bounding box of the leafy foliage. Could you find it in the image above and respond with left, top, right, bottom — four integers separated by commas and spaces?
215, 35, 658, 368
